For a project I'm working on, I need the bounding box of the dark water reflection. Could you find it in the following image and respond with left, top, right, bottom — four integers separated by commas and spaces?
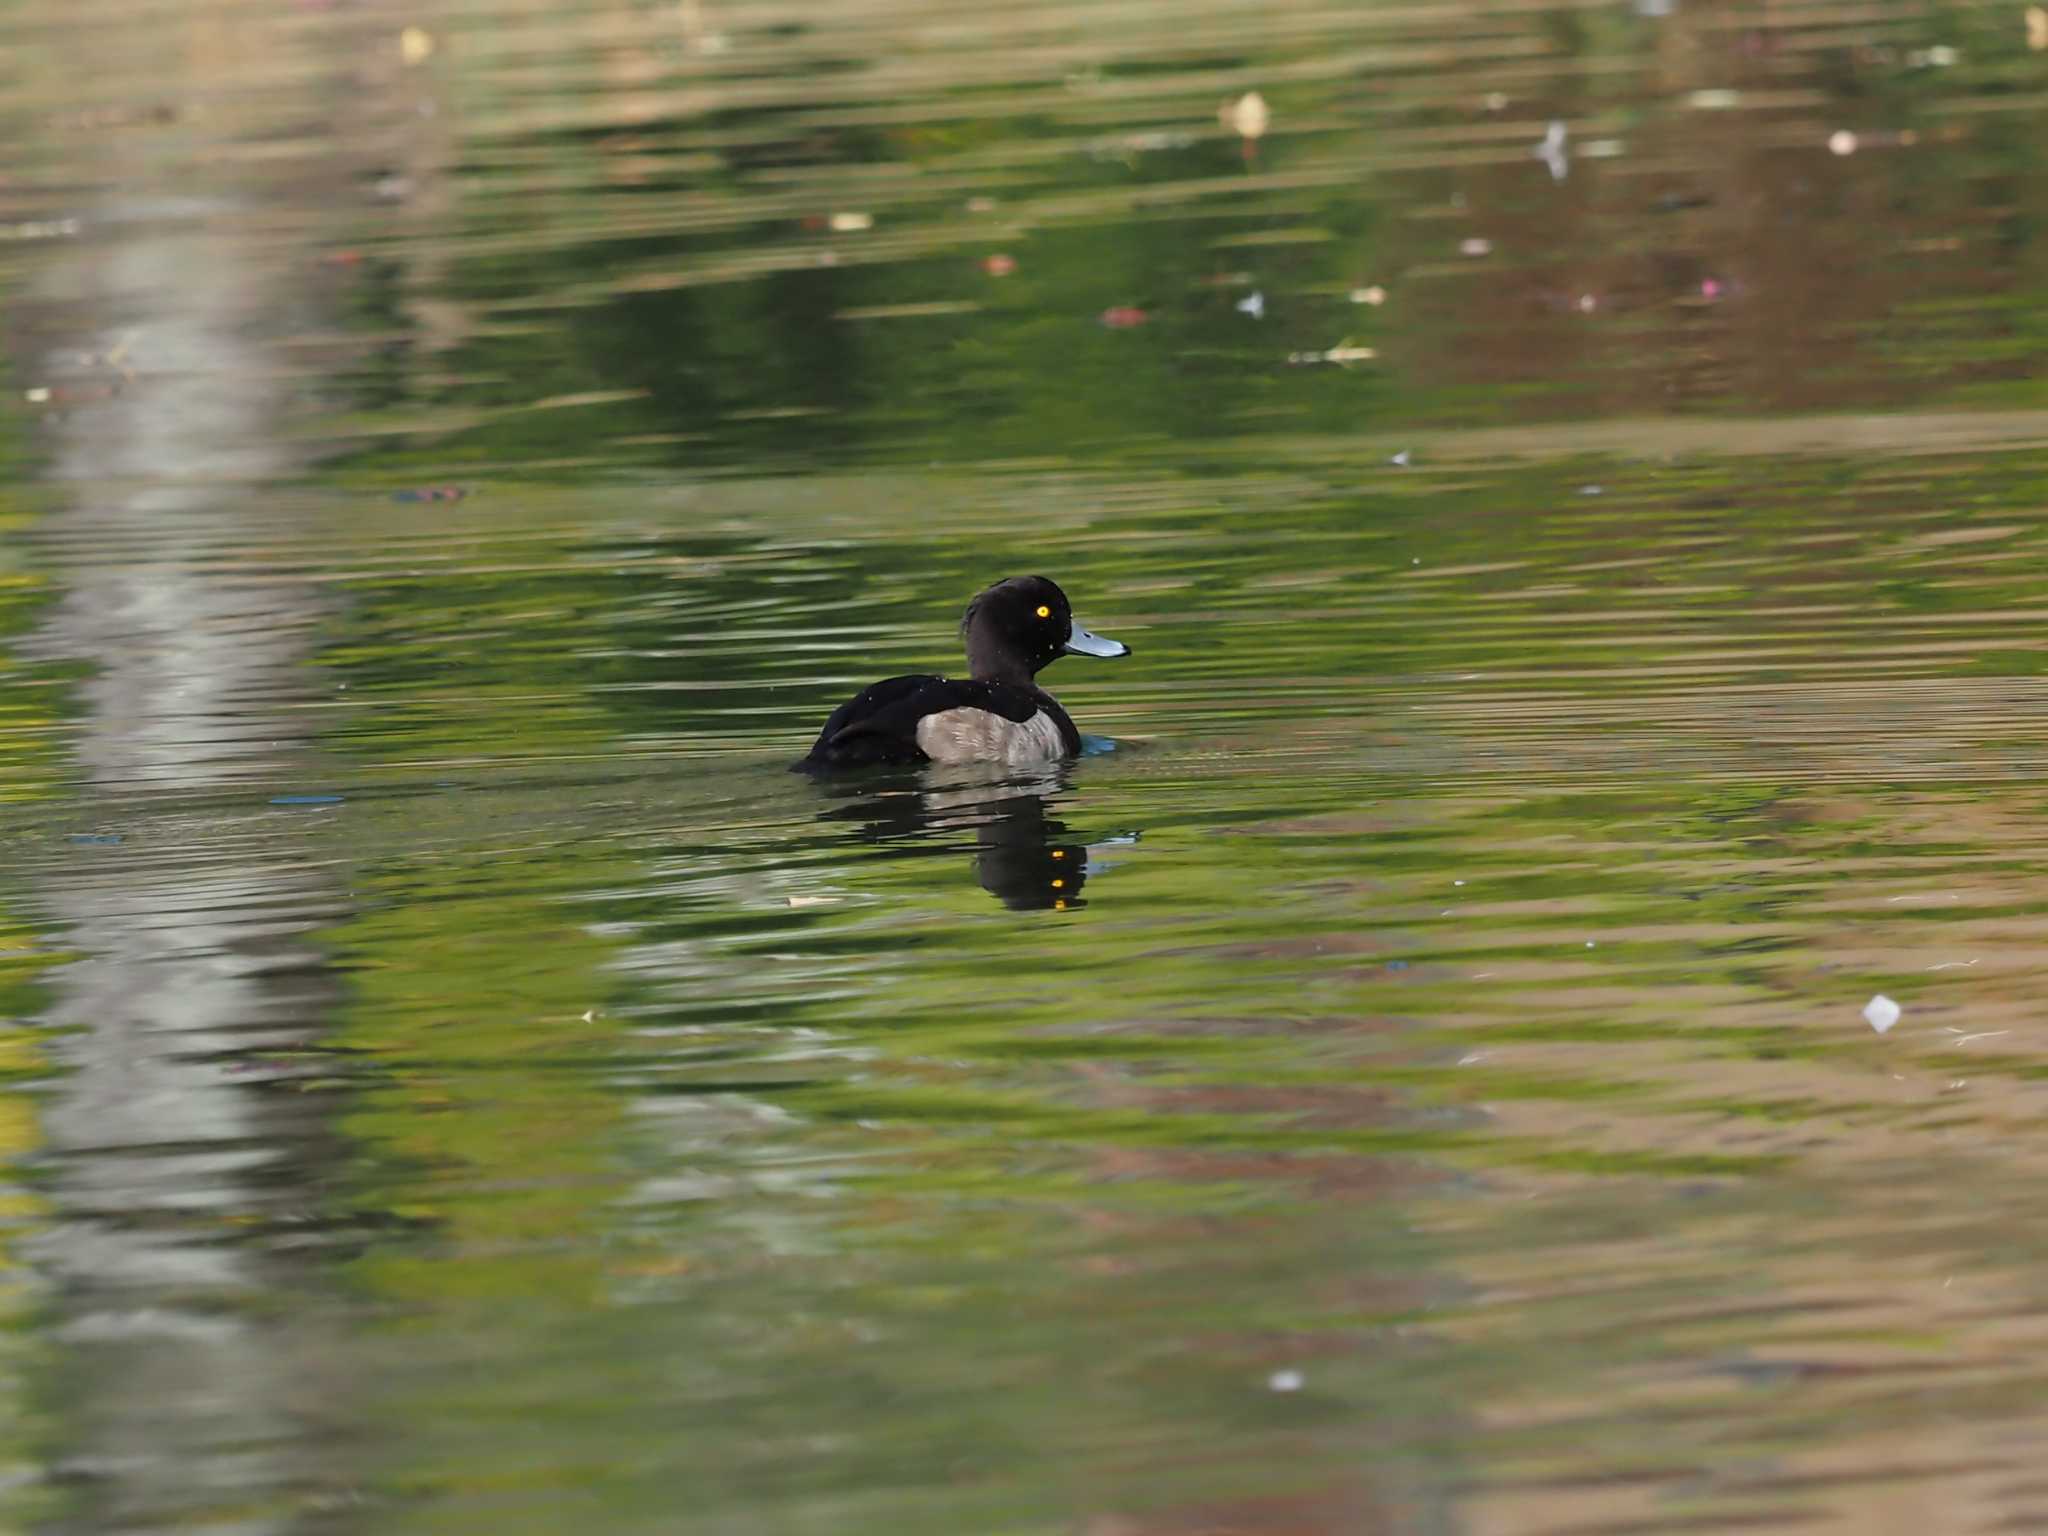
812, 763, 1113, 910
6, 0, 2048, 1532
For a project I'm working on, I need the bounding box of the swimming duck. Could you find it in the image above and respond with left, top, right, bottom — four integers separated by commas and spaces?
797, 576, 1130, 768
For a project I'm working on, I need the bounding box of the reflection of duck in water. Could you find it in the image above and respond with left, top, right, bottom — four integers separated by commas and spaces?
796, 576, 1129, 770
814, 766, 1123, 911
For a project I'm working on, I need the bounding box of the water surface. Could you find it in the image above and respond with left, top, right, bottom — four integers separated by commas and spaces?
4, 0, 2048, 1531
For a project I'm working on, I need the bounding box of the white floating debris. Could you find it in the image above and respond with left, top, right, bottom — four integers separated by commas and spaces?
2031, 4, 2048, 51
24, 387, 50, 404
1390, 449, 1412, 467
1864, 994, 1901, 1034
1483, 92, 1509, 113
1459, 237, 1494, 257
0, 218, 81, 243
1223, 91, 1271, 141
1687, 88, 1743, 110
1828, 130, 1858, 157
788, 895, 842, 908
1236, 290, 1266, 320
1287, 342, 1375, 366
1349, 284, 1387, 306
1267, 1369, 1304, 1392
399, 25, 435, 66
828, 211, 874, 233
1534, 120, 1569, 182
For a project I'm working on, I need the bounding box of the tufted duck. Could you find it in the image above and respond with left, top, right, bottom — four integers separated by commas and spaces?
797, 576, 1130, 768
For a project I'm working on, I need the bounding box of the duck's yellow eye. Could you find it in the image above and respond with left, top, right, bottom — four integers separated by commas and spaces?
1050, 849, 1065, 859
1050, 878, 1064, 889
1035, 605, 1051, 618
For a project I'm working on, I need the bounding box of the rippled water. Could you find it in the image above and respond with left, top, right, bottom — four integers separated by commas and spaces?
5, 0, 2048, 1531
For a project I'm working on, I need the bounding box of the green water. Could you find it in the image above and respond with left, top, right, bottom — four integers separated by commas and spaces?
5, 0, 2048, 1531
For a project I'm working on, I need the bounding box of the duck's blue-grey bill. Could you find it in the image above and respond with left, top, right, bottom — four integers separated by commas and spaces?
1065, 624, 1130, 659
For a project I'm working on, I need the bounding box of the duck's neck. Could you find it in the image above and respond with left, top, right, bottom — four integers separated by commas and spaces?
966, 638, 1037, 688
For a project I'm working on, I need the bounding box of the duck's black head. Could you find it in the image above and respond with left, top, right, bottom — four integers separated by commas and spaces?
960, 576, 1130, 685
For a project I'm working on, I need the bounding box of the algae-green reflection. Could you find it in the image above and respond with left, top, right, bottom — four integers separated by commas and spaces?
321, 0, 2048, 480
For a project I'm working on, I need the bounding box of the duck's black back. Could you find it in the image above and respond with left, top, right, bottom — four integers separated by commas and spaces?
797, 674, 1072, 768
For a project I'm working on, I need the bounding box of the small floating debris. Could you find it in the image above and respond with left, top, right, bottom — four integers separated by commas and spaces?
1864, 994, 1901, 1034
1390, 449, 1411, 466
1286, 340, 1374, 367
270, 794, 344, 807
1700, 277, 1724, 300
0, 218, 81, 243
1100, 306, 1149, 329
68, 834, 122, 845
827, 211, 873, 233
1349, 284, 1386, 306
1483, 92, 1509, 113
966, 195, 998, 214
391, 485, 467, 503
1828, 129, 1859, 156
1267, 1369, 1304, 1393
787, 895, 841, 908
1907, 44, 1961, 66
399, 25, 435, 66
1089, 129, 1196, 160
981, 253, 1016, 277
1235, 290, 1266, 319
1687, 88, 1743, 110
2030, 4, 2048, 49
1577, 293, 1598, 313
1221, 90, 1271, 143
1459, 237, 1493, 258
24, 387, 50, 404
1534, 120, 1569, 182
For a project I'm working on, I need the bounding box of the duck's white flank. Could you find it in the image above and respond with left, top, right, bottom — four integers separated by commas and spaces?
915, 707, 1065, 764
